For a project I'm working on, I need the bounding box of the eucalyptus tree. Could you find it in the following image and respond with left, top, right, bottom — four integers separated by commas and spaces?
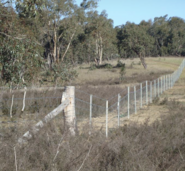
149, 15, 169, 56
84, 10, 116, 65
116, 22, 154, 69
0, 4, 43, 87
167, 17, 185, 56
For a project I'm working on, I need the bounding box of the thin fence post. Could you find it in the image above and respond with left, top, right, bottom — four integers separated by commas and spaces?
167, 75, 168, 90
140, 83, 142, 108
158, 78, 159, 97
168, 75, 170, 89
150, 81, 152, 103
127, 86, 130, 119
161, 77, 163, 94
164, 76, 166, 92
89, 94, 92, 130
166, 75, 168, 90
171, 74, 173, 88
117, 94, 120, 127
154, 80, 156, 98
146, 81, 148, 105
106, 100, 108, 138
134, 86, 137, 114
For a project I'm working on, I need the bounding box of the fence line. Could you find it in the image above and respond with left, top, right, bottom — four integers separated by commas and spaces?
0, 59, 185, 138
75, 59, 185, 137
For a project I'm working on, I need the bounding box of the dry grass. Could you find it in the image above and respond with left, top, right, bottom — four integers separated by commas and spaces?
1, 100, 185, 171
73, 57, 182, 86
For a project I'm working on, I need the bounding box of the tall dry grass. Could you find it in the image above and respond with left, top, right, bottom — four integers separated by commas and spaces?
0, 99, 185, 171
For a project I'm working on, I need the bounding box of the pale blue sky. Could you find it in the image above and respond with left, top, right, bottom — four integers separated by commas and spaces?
75, 0, 185, 27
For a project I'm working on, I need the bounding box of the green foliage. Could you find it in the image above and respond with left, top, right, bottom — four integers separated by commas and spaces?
119, 66, 126, 82
137, 61, 141, 65
102, 63, 113, 69
46, 63, 78, 86
116, 60, 125, 68
116, 15, 185, 62
0, 5, 44, 87
89, 64, 97, 70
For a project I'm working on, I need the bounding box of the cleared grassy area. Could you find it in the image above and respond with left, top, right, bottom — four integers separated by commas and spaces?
73, 57, 183, 86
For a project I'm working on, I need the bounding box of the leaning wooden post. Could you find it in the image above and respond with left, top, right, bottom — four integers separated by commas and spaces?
63, 86, 76, 136
18, 99, 70, 145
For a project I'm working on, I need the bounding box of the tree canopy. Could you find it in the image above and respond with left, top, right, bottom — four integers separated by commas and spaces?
1, 0, 185, 86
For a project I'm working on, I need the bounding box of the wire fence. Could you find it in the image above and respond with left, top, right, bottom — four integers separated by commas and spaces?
0, 59, 185, 138
75, 58, 185, 137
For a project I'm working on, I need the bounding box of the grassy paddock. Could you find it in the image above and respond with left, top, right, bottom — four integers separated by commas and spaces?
74, 57, 182, 86
73, 57, 183, 103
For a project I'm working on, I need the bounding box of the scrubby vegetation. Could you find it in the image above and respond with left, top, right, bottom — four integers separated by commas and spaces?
1, 99, 185, 171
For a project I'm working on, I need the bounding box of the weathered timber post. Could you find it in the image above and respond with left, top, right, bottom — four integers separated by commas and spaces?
63, 86, 76, 136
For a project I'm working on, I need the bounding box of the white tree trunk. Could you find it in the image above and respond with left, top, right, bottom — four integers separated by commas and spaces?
61, 26, 77, 62
53, 27, 57, 62
22, 87, 27, 112
10, 94, 14, 118
99, 35, 103, 65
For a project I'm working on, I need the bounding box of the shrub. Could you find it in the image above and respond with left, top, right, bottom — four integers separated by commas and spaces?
89, 64, 97, 70
120, 66, 126, 82
116, 60, 125, 68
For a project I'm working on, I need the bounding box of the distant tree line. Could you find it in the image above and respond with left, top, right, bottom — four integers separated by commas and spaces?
1, 0, 185, 86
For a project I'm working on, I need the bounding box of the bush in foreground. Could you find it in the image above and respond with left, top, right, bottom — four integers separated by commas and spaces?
0, 100, 185, 171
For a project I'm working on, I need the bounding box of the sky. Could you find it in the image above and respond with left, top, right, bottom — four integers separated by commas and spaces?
75, 0, 185, 27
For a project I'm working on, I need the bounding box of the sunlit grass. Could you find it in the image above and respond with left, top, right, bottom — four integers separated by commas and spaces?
73, 57, 183, 85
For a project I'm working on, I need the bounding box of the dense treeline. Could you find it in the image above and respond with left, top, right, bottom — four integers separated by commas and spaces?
1, 0, 185, 86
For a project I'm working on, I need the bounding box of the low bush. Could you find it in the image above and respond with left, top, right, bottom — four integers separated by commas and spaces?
1, 100, 185, 171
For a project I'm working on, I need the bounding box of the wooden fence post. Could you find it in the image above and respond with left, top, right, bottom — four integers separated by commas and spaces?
117, 94, 120, 127
127, 86, 130, 119
140, 83, 142, 108
64, 86, 76, 136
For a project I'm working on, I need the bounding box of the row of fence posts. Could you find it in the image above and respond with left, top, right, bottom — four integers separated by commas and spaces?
86, 59, 185, 137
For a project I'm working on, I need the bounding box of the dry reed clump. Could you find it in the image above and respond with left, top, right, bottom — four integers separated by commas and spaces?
1, 100, 185, 171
